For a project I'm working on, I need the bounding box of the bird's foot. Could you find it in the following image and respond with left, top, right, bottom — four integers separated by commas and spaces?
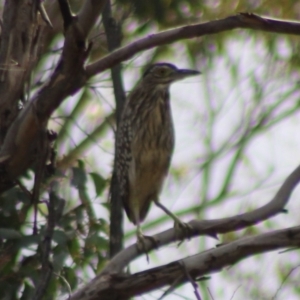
136, 232, 158, 263
174, 220, 193, 245
153, 199, 193, 243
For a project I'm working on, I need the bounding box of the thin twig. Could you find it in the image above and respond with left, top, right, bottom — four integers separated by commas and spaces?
32, 183, 57, 300
272, 264, 300, 300
207, 287, 214, 300
158, 274, 184, 300
32, 130, 48, 234
229, 285, 241, 300
180, 261, 202, 300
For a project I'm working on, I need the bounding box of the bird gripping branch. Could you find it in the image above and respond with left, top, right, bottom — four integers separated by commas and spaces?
116, 62, 200, 249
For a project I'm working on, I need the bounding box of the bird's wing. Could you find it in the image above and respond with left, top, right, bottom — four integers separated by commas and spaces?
115, 113, 134, 222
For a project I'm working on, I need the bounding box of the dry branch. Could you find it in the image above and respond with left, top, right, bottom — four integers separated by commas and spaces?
0, 1, 107, 192
86, 13, 300, 77
71, 226, 300, 300
1, 12, 300, 192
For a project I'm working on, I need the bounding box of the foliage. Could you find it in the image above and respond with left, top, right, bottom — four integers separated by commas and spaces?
1, 0, 300, 299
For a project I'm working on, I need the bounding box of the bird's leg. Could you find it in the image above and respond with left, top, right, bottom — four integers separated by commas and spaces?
153, 199, 193, 241
136, 222, 146, 251
135, 219, 158, 263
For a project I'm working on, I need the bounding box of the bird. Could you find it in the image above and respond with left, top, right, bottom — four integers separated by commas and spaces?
115, 62, 200, 249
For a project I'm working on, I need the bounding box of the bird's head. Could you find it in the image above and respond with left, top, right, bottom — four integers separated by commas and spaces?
142, 63, 200, 86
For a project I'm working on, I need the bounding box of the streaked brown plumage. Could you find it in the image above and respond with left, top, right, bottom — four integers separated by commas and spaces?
116, 63, 200, 245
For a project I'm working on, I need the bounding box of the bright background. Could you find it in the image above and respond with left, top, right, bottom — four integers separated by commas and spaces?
2, 1, 300, 299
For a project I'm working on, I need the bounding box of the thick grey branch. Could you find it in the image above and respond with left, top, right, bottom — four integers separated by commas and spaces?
71, 226, 300, 300
99, 163, 300, 275
68, 163, 300, 299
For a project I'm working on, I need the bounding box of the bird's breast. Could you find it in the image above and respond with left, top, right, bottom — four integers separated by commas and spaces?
143, 95, 173, 138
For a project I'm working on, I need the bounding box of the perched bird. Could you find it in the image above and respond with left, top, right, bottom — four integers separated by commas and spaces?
116, 63, 200, 247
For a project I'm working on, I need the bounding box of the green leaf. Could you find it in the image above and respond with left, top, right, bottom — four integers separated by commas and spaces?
20, 281, 35, 300
18, 235, 40, 248
85, 233, 108, 252
71, 167, 87, 189
89, 172, 106, 197
101, 202, 110, 211
53, 230, 69, 245
0, 228, 22, 239
62, 267, 78, 289
52, 246, 69, 271
67, 238, 82, 264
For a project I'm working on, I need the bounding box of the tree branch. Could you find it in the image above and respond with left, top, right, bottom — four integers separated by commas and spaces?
0, 1, 107, 191
68, 163, 300, 298
86, 13, 300, 77
1, 12, 299, 193
0, 0, 40, 143
70, 226, 300, 300
78, 0, 108, 37
110, 163, 299, 269
33, 183, 64, 300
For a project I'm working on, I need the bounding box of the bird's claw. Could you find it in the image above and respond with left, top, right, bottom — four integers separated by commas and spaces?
174, 221, 193, 245
136, 233, 158, 263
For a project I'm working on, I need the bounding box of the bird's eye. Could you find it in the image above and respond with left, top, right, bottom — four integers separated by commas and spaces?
157, 68, 167, 76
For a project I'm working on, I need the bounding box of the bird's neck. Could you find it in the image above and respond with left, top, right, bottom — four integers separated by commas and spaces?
152, 86, 170, 103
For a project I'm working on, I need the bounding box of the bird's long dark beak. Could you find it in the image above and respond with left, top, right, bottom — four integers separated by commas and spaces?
177, 68, 201, 78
